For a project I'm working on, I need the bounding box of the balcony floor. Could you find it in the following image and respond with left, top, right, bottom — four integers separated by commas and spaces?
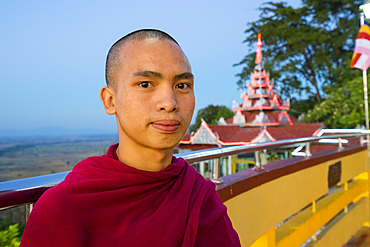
345, 227, 370, 247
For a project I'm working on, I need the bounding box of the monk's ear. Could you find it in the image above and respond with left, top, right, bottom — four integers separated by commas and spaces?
100, 86, 116, 115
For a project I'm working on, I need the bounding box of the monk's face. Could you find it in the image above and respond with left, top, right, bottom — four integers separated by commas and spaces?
108, 39, 195, 151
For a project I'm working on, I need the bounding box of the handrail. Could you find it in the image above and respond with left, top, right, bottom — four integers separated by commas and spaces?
175, 133, 363, 163
0, 131, 366, 210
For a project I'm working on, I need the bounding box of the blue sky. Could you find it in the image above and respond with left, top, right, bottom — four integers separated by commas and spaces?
0, 0, 301, 134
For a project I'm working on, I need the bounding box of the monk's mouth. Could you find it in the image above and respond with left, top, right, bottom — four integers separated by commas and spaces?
151, 120, 180, 133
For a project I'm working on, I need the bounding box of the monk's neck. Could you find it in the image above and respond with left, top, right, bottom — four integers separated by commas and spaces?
115, 144, 174, 172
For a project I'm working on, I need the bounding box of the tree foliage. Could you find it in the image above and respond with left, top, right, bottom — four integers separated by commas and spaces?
235, 0, 363, 104
189, 105, 234, 133
0, 224, 20, 247
289, 96, 317, 118
303, 76, 369, 128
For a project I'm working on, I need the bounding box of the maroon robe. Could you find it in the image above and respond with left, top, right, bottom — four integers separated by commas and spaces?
21, 144, 240, 247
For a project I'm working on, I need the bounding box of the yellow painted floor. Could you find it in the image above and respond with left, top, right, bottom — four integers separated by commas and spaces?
345, 227, 370, 247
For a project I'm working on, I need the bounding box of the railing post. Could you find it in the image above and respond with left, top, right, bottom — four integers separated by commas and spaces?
26, 203, 33, 222
222, 158, 227, 177
262, 149, 267, 165
211, 158, 224, 184
228, 156, 233, 175
199, 161, 205, 177
255, 150, 261, 168
254, 150, 263, 171
338, 138, 343, 150
305, 142, 312, 157
284, 151, 289, 159
213, 158, 221, 179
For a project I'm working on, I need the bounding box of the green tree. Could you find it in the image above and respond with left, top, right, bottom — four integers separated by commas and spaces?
0, 224, 21, 247
303, 76, 369, 128
289, 96, 316, 118
235, 0, 363, 104
189, 105, 234, 133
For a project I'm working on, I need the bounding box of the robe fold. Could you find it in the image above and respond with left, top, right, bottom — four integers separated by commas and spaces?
21, 144, 240, 247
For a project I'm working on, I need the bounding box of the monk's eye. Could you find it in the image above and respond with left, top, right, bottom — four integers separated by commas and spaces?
139, 81, 151, 88
176, 83, 190, 90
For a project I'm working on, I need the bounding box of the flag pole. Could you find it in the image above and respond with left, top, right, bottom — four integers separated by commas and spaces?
360, 12, 370, 148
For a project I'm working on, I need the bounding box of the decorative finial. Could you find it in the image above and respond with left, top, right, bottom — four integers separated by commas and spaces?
255, 33, 263, 64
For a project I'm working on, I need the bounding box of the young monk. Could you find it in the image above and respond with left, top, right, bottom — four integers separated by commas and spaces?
20, 29, 241, 247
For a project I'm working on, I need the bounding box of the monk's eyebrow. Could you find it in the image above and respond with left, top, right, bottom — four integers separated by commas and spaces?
174, 72, 194, 80
133, 70, 162, 78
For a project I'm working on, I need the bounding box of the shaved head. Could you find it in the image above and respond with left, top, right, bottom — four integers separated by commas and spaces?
105, 29, 180, 89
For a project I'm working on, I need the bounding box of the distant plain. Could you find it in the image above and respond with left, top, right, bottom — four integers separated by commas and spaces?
0, 134, 118, 182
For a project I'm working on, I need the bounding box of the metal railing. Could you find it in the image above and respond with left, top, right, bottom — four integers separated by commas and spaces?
0, 130, 367, 212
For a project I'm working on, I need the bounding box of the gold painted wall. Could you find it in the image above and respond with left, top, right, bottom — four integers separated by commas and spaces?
225, 149, 369, 247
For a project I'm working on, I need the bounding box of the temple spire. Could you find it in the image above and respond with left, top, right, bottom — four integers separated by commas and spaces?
255, 33, 263, 65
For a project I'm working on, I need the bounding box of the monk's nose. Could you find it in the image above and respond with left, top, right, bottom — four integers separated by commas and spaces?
155, 87, 179, 113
